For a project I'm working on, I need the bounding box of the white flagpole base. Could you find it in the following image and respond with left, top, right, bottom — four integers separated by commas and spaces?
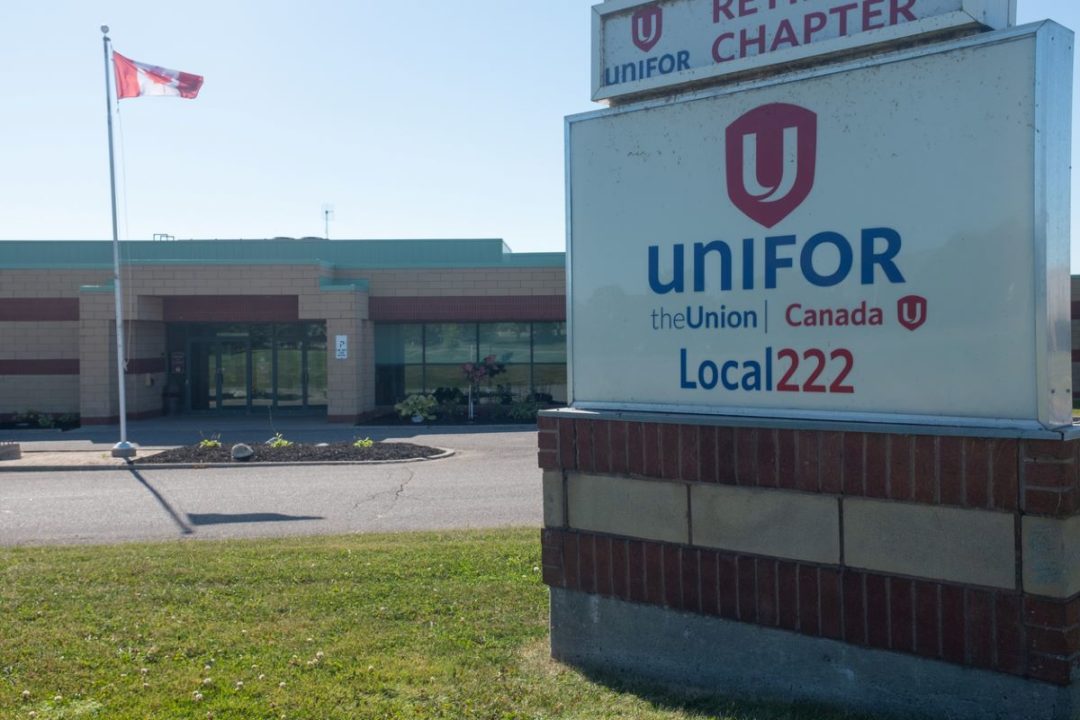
111, 441, 137, 460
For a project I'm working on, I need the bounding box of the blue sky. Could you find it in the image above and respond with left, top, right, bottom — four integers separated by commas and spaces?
0, 1, 1077, 258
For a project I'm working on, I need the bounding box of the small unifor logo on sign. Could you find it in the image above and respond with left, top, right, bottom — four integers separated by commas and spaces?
897, 295, 928, 331
725, 103, 817, 229
631, 4, 663, 52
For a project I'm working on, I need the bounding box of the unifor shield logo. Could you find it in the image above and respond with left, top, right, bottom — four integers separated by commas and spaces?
725, 103, 817, 229
897, 295, 928, 331
631, 5, 663, 52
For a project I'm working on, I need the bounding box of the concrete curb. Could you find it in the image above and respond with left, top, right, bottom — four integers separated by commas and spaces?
0, 448, 456, 473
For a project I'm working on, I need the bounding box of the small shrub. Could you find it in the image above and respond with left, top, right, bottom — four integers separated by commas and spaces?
433, 387, 466, 406
266, 432, 293, 448
508, 400, 542, 422
198, 434, 222, 450
353, 437, 374, 449
394, 394, 438, 421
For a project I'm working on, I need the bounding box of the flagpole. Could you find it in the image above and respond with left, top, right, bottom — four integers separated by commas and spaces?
101, 26, 136, 460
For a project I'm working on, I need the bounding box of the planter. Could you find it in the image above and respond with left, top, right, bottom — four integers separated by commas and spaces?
411, 415, 424, 424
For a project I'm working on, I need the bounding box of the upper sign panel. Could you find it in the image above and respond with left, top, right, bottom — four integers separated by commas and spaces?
592, 0, 1016, 101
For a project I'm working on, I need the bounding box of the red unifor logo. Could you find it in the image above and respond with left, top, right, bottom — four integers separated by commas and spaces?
725, 103, 817, 229
631, 5, 663, 52
897, 295, 927, 331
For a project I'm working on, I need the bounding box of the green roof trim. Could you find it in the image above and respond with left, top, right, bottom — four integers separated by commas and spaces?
0, 239, 565, 270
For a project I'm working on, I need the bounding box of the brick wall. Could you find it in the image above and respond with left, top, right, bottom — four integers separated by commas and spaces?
539, 414, 1080, 686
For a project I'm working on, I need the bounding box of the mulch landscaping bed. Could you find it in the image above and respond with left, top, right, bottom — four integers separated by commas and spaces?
136, 441, 445, 464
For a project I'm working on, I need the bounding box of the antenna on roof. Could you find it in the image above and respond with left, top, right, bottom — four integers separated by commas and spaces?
322, 203, 334, 240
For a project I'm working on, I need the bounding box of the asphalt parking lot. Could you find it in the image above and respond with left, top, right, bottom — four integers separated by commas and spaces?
0, 418, 543, 545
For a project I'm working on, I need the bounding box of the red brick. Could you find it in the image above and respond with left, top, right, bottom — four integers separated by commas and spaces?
611, 539, 629, 601
1025, 489, 1075, 517
737, 555, 758, 623
967, 589, 995, 669
628, 541, 646, 603
662, 545, 681, 608
819, 568, 842, 640
939, 436, 964, 506
538, 450, 558, 470
798, 565, 820, 636
559, 420, 577, 470
864, 434, 888, 499
643, 424, 662, 478
995, 593, 1024, 675
699, 426, 718, 484
913, 436, 938, 504
627, 423, 645, 477
842, 433, 864, 496
778, 563, 799, 630
594, 536, 613, 597
593, 421, 611, 474
796, 431, 820, 493
757, 430, 779, 488
889, 578, 914, 653
681, 548, 700, 613
579, 534, 597, 594
735, 429, 757, 486
820, 431, 843, 494
914, 581, 940, 658
645, 542, 665, 606
716, 427, 737, 485
992, 440, 1019, 512
1027, 626, 1080, 656
538, 432, 557, 451
1028, 654, 1072, 685
865, 574, 889, 649
699, 549, 720, 616
1025, 461, 1076, 490
941, 585, 965, 664
842, 572, 866, 645
888, 436, 914, 501
576, 420, 595, 473
660, 424, 681, 481
964, 438, 991, 509
563, 533, 580, 591
610, 421, 629, 475
718, 554, 738, 620
538, 416, 557, 432
777, 430, 798, 490
1024, 596, 1080, 628
757, 559, 778, 626
1024, 440, 1076, 462
680, 425, 700, 483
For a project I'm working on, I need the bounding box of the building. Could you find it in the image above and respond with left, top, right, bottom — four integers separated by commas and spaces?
0, 238, 566, 424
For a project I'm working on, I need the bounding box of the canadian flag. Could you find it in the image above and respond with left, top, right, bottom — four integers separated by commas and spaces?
113, 51, 203, 99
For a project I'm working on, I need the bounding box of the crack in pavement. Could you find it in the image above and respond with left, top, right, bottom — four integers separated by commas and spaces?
353, 467, 416, 513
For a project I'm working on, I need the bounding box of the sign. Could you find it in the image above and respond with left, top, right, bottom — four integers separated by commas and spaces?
567, 23, 1072, 429
592, 0, 1016, 101
335, 335, 348, 360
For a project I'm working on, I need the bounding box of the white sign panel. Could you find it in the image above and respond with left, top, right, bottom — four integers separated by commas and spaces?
335, 335, 348, 360
592, 0, 1016, 101
568, 23, 1072, 429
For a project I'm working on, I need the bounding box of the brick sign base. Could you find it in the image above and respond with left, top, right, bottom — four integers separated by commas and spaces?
538, 410, 1080, 719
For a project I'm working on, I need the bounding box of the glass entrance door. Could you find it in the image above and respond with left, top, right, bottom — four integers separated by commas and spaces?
183, 323, 326, 413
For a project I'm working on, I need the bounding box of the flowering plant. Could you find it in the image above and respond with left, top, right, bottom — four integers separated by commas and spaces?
461, 355, 506, 420
461, 355, 505, 384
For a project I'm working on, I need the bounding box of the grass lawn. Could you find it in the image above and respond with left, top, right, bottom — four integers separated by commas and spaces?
0, 529, 877, 720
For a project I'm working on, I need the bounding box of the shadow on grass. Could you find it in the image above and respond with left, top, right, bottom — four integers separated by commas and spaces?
571, 661, 904, 720
186, 512, 324, 526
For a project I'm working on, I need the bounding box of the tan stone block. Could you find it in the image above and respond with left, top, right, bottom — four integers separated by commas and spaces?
566, 472, 688, 544
1023, 515, 1080, 598
543, 470, 565, 528
844, 498, 1016, 589
691, 485, 840, 564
